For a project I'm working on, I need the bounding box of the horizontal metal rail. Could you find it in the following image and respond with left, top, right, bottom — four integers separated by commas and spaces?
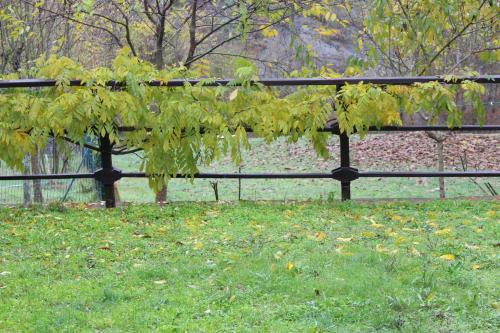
0, 75, 498, 89
117, 125, 500, 133
2, 170, 498, 182
0, 174, 95, 181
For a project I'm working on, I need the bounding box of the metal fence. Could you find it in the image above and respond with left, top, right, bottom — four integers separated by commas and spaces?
0, 75, 499, 207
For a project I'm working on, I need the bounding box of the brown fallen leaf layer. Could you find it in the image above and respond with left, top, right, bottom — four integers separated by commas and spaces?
350, 132, 500, 171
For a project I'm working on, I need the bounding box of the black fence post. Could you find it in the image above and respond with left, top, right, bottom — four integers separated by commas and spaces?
339, 132, 351, 201
98, 134, 116, 208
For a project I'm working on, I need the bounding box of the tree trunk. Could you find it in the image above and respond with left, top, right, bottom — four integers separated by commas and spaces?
23, 154, 31, 207
151, 5, 170, 204
52, 141, 59, 174
437, 140, 445, 199
155, 186, 167, 204
426, 131, 447, 199
31, 149, 43, 204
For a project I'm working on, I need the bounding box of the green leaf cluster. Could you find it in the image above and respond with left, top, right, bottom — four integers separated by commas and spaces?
0, 49, 487, 190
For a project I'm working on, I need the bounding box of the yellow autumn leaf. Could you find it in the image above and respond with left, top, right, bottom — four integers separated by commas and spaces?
425, 292, 436, 301
314, 231, 327, 240
260, 25, 278, 38
439, 254, 455, 261
491, 302, 499, 309
486, 210, 496, 217
386, 230, 398, 237
287, 262, 295, 270
394, 236, 406, 246
427, 221, 438, 228
314, 27, 340, 37
361, 231, 376, 238
154, 280, 167, 285
390, 215, 403, 222
410, 247, 421, 256
370, 223, 384, 229
274, 251, 284, 260
435, 227, 451, 236
335, 244, 353, 256
229, 89, 238, 101
472, 264, 481, 270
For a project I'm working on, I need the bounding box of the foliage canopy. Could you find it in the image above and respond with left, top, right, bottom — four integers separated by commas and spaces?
0, 48, 488, 190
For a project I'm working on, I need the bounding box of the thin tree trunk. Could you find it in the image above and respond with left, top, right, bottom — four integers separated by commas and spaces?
437, 140, 445, 198
31, 149, 43, 204
427, 131, 447, 199
52, 140, 59, 174
152, 4, 170, 204
23, 154, 31, 206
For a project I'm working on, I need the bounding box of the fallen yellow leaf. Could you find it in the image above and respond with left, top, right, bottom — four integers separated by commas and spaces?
314, 231, 327, 240
435, 227, 451, 236
193, 242, 204, 250
361, 231, 376, 238
409, 247, 421, 256
394, 237, 406, 246
439, 254, 455, 261
154, 280, 167, 285
274, 251, 284, 260
287, 262, 295, 270
472, 264, 481, 270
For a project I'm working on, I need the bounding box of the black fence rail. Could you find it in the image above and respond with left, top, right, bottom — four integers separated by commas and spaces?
0, 75, 499, 207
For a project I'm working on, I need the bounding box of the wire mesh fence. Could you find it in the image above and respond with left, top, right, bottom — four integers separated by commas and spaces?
0, 141, 101, 205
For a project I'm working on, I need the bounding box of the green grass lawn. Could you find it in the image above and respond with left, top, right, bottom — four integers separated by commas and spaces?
0, 200, 498, 332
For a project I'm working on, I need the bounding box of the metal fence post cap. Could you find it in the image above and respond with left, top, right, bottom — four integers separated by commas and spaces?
94, 168, 122, 185
331, 167, 359, 182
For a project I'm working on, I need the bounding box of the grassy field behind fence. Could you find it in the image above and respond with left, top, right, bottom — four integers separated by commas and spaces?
0, 200, 498, 332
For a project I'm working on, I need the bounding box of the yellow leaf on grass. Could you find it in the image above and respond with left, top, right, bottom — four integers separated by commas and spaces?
361, 231, 376, 238
394, 237, 406, 246
287, 262, 295, 270
486, 210, 496, 218
439, 254, 455, 261
335, 244, 352, 256
154, 280, 167, 285
427, 221, 438, 228
465, 243, 480, 250
274, 251, 284, 260
314, 231, 327, 240
390, 215, 403, 222
370, 223, 384, 229
410, 247, 421, 256
435, 227, 451, 236
472, 264, 481, 270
